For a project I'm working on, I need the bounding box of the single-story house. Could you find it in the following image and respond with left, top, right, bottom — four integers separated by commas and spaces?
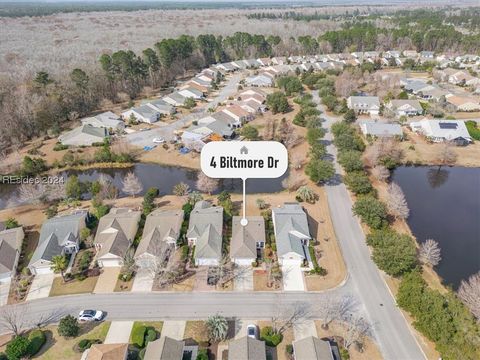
144, 336, 185, 360
293, 336, 334, 360
271, 57, 286, 65
385, 50, 401, 59
122, 105, 162, 124
222, 105, 252, 124
245, 74, 274, 87
29, 212, 87, 275
420, 51, 435, 59
257, 58, 272, 66
410, 119, 472, 145
178, 87, 204, 100
135, 209, 184, 269
403, 50, 419, 58
94, 208, 141, 267
230, 216, 265, 266
0, 226, 24, 282
386, 99, 424, 116
228, 336, 267, 360
216, 62, 236, 72
59, 125, 108, 146
80, 111, 125, 132
182, 81, 209, 95
347, 96, 381, 116
142, 99, 176, 116
359, 121, 403, 138
272, 203, 312, 267
445, 95, 480, 112
211, 111, 240, 129
163, 92, 187, 107
418, 86, 450, 101
83, 343, 128, 360
187, 201, 223, 266
239, 99, 266, 114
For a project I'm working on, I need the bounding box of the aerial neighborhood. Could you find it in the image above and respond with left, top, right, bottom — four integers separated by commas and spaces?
1, 4, 480, 360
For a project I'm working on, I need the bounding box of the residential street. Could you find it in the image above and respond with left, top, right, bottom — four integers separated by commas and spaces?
312, 90, 425, 360
125, 73, 243, 147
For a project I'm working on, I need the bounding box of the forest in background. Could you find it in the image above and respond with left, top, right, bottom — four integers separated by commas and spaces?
1, 6, 480, 157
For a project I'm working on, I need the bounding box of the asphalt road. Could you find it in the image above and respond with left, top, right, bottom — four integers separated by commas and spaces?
313, 90, 425, 360
126, 73, 243, 147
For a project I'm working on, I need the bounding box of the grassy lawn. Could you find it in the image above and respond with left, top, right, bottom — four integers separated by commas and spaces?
49, 276, 99, 296
36, 321, 110, 360
129, 321, 163, 344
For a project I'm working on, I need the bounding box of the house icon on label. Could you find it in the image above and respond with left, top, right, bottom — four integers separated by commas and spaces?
240, 146, 248, 155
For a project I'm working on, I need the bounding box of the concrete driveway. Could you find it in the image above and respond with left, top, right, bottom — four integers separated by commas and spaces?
281, 265, 305, 291
104, 321, 134, 344
233, 267, 253, 291
94, 268, 120, 294
234, 319, 258, 339
131, 269, 154, 292
0, 281, 11, 306
26, 273, 55, 301
293, 320, 317, 340
161, 321, 186, 340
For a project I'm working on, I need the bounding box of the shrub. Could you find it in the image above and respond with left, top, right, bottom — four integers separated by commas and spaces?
260, 326, 283, 347
131, 325, 147, 348
338, 150, 364, 172
367, 229, 417, 277
53, 143, 69, 151
181, 245, 189, 260
58, 315, 79, 338
305, 158, 335, 183
4, 218, 20, 229
241, 125, 259, 140
145, 329, 157, 344
27, 329, 46, 356
466, 120, 480, 141
196, 349, 209, 360
344, 171, 373, 195
352, 196, 388, 230
6, 336, 30, 360
285, 344, 294, 355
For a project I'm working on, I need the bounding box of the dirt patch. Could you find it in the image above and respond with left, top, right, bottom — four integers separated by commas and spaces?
114, 277, 134, 292
139, 145, 201, 170
253, 269, 282, 291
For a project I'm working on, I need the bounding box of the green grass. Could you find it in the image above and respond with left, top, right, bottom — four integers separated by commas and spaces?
466, 120, 480, 141
129, 321, 163, 344
49, 276, 98, 296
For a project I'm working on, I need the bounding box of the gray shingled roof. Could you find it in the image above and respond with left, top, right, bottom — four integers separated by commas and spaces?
94, 208, 141, 258
360, 122, 403, 137
135, 209, 184, 258
0, 227, 23, 274
272, 203, 311, 259
293, 336, 334, 360
59, 125, 108, 145
29, 213, 86, 265
228, 336, 266, 360
187, 202, 223, 261
389, 99, 423, 111
230, 216, 265, 259
144, 336, 184, 360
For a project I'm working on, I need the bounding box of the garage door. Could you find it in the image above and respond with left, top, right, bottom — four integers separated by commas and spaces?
196, 258, 218, 266
233, 258, 255, 266
99, 259, 122, 267
32, 266, 53, 275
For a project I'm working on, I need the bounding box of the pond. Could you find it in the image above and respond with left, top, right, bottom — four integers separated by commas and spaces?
0, 163, 288, 209
392, 166, 480, 289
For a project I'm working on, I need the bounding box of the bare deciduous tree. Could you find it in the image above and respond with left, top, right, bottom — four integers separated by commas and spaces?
371, 165, 390, 182
122, 172, 143, 197
419, 239, 441, 267
196, 173, 219, 195
281, 172, 305, 192
386, 182, 410, 220
18, 182, 46, 204
0, 306, 27, 336
364, 137, 403, 168
342, 314, 372, 350
271, 301, 312, 335
458, 272, 480, 321
317, 294, 357, 329
436, 142, 457, 166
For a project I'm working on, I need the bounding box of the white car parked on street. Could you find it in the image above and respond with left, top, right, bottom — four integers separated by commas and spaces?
78, 310, 104, 322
